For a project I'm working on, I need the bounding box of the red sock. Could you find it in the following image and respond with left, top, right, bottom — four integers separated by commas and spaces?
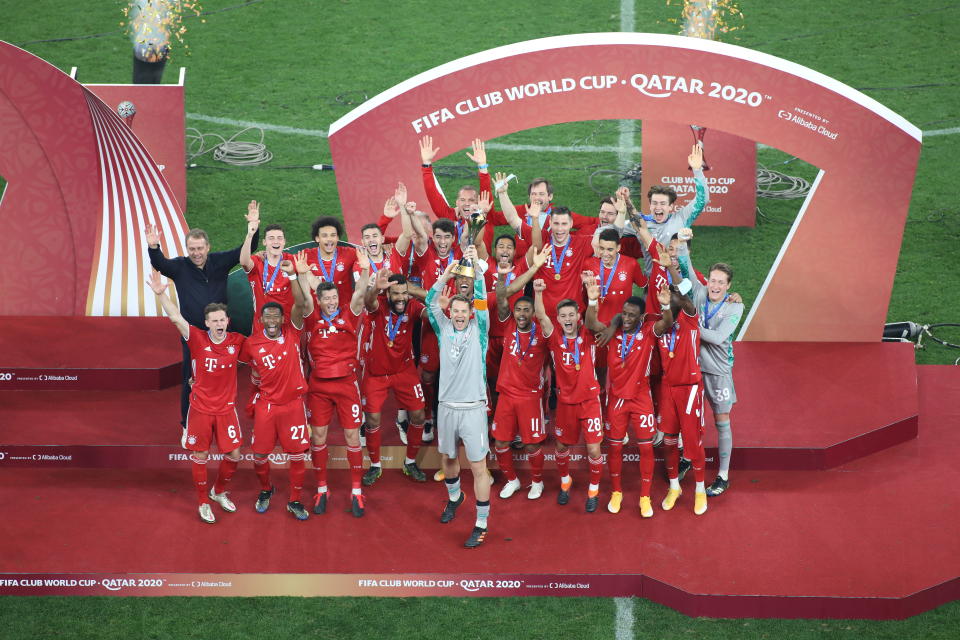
607, 441, 624, 492
366, 425, 382, 465
556, 449, 570, 480
254, 457, 271, 490
688, 439, 706, 484
213, 457, 239, 494
529, 446, 545, 483
346, 445, 363, 490
190, 455, 209, 505
638, 441, 654, 497
288, 453, 305, 502
588, 455, 603, 490
495, 445, 517, 481
405, 422, 424, 461
663, 434, 680, 480
423, 378, 437, 421
311, 444, 328, 488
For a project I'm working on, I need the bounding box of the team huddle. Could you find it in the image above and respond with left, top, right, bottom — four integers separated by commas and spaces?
147, 137, 745, 549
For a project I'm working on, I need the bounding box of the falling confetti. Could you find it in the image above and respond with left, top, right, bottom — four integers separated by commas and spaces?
121, 0, 203, 62
667, 0, 744, 40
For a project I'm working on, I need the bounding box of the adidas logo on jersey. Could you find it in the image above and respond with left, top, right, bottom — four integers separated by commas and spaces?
204, 346, 212, 352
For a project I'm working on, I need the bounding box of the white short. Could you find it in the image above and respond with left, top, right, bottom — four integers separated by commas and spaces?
437, 402, 489, 462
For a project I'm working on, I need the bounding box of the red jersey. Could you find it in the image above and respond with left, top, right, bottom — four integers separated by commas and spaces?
351, 249, 400, 280
536, 233, 594, 315
365, 298, 425, 376
246, 253, 296, 329
485, 257, 528, 338
496, 318, 549, 397
548, 326, 600, 404
606, 317, 660, 399
585, 255, 647, 324
421, 165, 493, 249
303, 306, 363, 380
306, 246, 356, 305
656, 310, 702, 387
241, 324, 307, 405
413, 243, 462, 290
187, 325, 245, 415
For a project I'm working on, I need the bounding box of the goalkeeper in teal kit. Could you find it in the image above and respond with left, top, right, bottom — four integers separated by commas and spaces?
425, 245, 492, 548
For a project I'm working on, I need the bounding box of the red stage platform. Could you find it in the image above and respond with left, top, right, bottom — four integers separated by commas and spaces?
1, 340, 918, 472
0, 317, 181, 390
0, 366, 956, 619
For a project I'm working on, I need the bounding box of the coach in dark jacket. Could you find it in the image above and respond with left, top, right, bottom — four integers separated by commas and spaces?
145, 213, 258, 427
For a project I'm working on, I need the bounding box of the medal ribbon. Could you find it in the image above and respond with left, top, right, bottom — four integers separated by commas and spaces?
515, 321, 537, 364
599, 255, 620, 298
386, 311, 403, 344
317, 248, 338, 283
703, 294, 729, 329
550, 237, 571, 280
669, 323, 679, 357
321, 308, 341, 326
620, 326, 641, 362
262, 256, 282, 293
563, 333, 581, 368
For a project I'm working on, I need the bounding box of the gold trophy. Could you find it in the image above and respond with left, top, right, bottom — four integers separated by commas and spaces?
450, 211, 487, 278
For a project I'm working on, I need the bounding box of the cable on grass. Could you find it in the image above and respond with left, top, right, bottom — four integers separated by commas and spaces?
756, 165, 811, 199
919, 324, 960, 351
187, 126, 273, 166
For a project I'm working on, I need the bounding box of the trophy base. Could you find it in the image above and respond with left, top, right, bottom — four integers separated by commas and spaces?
450, 263, 475, 279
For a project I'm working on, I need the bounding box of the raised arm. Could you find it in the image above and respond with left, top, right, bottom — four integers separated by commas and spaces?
419, 135, 456, 220
145, 224, 181, 278
532, 279, 553, 338
652, 286, 674, 335
350, 248, 371, 315
239, 200, 260, 272
288, 252, 313, 327
583, 277, 607, 334
494, 171, 523, 230
676, 144, 709, 226
528, 201, 544, 253
425, 260, 457, 333
146, 270, 190, 339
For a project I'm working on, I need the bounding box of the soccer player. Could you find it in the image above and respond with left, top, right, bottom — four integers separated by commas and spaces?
147, 271, 245, 524
419, 135, 492, 247
585, 280, 672, 516
239, 201, 295, 331
627, 144, 709, 272
548, 297, 605, 512
355, 221, 397, 278
360, 269, 430, 486
145, 205, 258, 430
655, 282, 709, 516
493, 173, 589, 261
677, 240, 743, 497
492, 277, 553, 501
305, 215, 356, 304
241, 253, 313, 521
304, 249, 370, 517
426, 251, 492, 549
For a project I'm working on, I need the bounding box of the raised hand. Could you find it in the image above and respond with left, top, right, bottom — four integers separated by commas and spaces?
419, 135, 438, 164
146, 269, 167, 295
294, 251, 310, 274
527, 199, 542, 218
585, 281, 601, 301
279, 259, 296, 275
246, 200, 260, 224
375, 268, 392, 291
532, 278, 546, 293
616, 186, 630, 201
657, 285, 672, 307
580, 270, 596, 286
144, 224, 160, 248
497, 263, 513, 278
477, 190, 492, 214
532, 245, 550, 269
465, 138, 487, 166
394, 182, 408, 209
404, 202, 417, 216
355, 247, 370, 271
728, 292, 743, 304
442, 259, 458, 279
688, 144, 704, 171
494, 171, 510, 195
677, 227, 693, 242
654, 243, 672, 268
437, 283, 454, 310
384, 197, 400, 219
463, 244, 478, 264
615, 193, 627, 215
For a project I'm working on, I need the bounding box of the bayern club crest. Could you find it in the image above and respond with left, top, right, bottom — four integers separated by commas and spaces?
227, 345, 235, 354
336, 263, 345, 271
566, 249, 573, 257
278, 336, 285, 344
337, 318, 345, 325
187, 435, 197, 445
618, 272, 627, 281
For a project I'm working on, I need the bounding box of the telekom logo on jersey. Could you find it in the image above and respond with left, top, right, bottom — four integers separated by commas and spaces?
261, 354, 277, 369
204, 358, 218, 373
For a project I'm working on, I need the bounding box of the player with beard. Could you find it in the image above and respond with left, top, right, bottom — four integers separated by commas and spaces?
147, 272, 245, 524
585, 280, 672, 517
426, 251, 492, 548
304, 249, 370, 517
360, 270, 430, 486
548, 297, 604, 512
241, 253, 313, 520
492, 276, 553, 501
305, 216, 356, 305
